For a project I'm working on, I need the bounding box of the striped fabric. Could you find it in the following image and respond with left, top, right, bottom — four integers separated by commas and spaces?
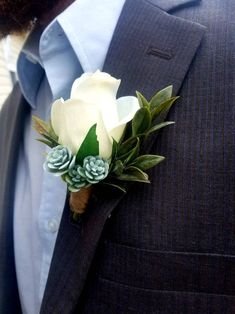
0, 0, 234, 313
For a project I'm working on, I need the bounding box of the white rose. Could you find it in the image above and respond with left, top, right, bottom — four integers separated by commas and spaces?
51, 71, 140, 159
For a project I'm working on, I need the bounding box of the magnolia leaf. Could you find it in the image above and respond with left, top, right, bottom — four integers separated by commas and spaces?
150, 85, 173, 110
113, 160, 124, 176
118, 137, 138, 157
41, 133, 59, 147
76, 124, 99, 164
130, 154, 165, 170
151, 96, 179, 122
116, 166, 150, 183
102, 182, 127, 193
123, 137, 140, 165
132, 107, 152, 136
147, 121, 175, 135
136, 91, 150, 109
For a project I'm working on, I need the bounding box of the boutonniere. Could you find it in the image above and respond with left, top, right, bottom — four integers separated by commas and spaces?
33, 71, 179, 218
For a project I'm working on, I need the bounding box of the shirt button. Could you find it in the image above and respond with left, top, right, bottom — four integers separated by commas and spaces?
47, 219, 59, 233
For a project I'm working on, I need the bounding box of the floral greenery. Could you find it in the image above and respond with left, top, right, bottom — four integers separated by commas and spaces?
33, 116, 59, 148
102, 86, 179, 192
33, 85, 179, 193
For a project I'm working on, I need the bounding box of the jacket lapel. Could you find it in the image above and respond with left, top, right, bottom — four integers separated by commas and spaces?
0, 84, 29, 313
41, 0, 206, 312
103, 0, 205, 99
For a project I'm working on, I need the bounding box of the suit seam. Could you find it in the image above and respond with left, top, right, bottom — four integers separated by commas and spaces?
105, 240, 235, 258
98, 277, 235, 298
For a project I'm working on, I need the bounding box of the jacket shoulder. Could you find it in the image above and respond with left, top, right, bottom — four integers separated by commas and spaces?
0, 83, 22, 118
0, 83, 28, 148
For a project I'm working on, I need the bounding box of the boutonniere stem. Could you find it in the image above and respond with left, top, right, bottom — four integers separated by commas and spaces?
69, 187, 92, 215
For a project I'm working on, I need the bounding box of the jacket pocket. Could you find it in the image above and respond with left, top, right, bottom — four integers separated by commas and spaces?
97, 241, 235, 296
82, 277, 235, 314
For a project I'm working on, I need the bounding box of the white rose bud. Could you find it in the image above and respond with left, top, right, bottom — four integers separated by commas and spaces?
51, 71, 140, 159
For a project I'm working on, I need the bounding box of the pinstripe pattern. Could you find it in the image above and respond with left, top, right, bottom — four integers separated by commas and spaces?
0, 0, 234, 313
78, 0, 235, 312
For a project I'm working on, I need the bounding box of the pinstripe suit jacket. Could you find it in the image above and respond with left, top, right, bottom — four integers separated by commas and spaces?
0, 0, 234, 313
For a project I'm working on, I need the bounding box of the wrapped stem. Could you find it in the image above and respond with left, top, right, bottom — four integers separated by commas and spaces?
69, 186, 92, 214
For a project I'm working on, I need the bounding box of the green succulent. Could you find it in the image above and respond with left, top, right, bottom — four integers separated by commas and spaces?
43, 145, 75, 176
83, 156, 109, 184
65, 165, 89, 192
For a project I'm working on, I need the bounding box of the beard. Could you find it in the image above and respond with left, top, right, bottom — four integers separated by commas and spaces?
0, 0, 61, 38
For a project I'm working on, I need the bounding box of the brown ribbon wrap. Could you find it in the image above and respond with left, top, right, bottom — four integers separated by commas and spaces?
69, 186, 92, 214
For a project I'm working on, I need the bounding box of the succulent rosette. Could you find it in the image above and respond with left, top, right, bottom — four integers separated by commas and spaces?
43, 145, 75, 176
65, 156, 109, 192
83, 156, 109, 184
65, 165, 89, 192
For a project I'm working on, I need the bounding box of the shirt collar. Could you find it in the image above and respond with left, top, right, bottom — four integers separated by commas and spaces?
17, 0, 126, 109
57, 0, 126, 72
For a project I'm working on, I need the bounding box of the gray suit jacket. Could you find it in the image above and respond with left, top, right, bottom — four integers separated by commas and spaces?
0, 0, 234, 313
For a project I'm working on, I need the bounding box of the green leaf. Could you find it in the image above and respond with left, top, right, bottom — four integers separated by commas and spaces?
116, 166, 150, 183
33, 115, 59, 148
136, 91, 150, 109
150, 85, 173, 110
151, 96, 179, 122
123, 137, 140, 165
101, 182, 127, 193
37, 138, 55, 148
118, 137, 138, 157
132, 107, 152, 136
112, 160, 124, 176
120, 122, 133, 143
76, 124, 99, 164
40, 133, 59, 147
111, 138, 119, 160
147, 121, 175, 135
130, 154, 165, 170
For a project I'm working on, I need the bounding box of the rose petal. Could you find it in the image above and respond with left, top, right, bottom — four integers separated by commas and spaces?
51, 98, 113, 159
70, 71, 119, 100
116, 96, 140, 124
70, 70, 120, 131
108, 124, 126, 143
51, 98, 65, 136
108, 96, 140, 142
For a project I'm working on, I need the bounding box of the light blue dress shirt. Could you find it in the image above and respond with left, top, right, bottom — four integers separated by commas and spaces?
14, 0, 125, 313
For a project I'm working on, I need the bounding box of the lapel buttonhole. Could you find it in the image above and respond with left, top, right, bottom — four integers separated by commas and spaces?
146, 46, 174, 60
